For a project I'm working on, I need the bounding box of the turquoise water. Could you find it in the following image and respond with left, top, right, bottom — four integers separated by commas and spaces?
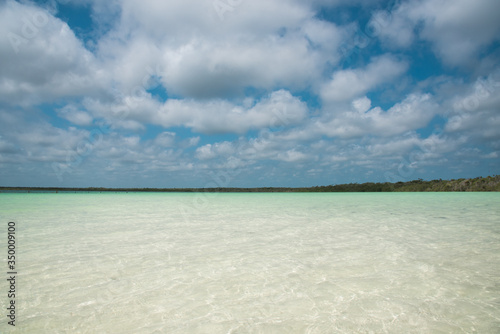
1, 193, 499, 333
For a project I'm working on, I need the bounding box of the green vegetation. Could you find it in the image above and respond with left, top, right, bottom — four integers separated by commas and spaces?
1, 175, 499, 193
305, 175, 500, 192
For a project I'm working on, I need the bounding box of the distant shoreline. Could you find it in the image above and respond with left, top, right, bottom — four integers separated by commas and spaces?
1, 175, 499, 193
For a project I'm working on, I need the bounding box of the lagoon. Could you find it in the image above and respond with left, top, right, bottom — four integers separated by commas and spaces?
1, 192, 499, 333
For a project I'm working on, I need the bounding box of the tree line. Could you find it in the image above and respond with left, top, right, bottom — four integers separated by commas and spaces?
1, 175, 499, 193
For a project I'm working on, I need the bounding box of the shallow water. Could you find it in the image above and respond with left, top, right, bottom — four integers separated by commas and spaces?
1, 192, 499, 333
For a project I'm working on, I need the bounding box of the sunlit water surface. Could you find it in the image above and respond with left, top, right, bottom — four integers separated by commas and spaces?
1, 192, 499, 333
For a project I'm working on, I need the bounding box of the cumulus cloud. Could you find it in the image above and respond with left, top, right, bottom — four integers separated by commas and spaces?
57, 105, 93, 126
116, 0, 312, 41
89, 0, 347, 100
275, 149, 309, 163
154, 132, 176, 148
369, 8, 414, 48
193, 133, 311, 166
196, 142, 235, 160
374, 0, 500, 66
445, 70, 500, 144
320, 55, 408, 102
0, 0, 498, 187
352, 96, 372, 113
85, 89, 308, 134
159, 36, 324, 99
316, 94, 437, 138
0, 107, 91, 165
412, 0, 500, 66
0, 1, 104, 105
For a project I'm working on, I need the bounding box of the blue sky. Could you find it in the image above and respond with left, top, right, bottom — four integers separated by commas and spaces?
0, 0, 499, 188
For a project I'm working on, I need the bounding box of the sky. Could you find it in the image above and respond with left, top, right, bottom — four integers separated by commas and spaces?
0, 0, 499, 188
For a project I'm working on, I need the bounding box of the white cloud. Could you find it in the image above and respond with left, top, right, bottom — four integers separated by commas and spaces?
446, 113, 500, 140
195, 142, 235, 160
412, 0, 500, 66
368, 136, 419, 157
317, 94, 436, 138
104, 89, 308, 134
98, 36, 163, 93
193, 132, 311, 166
0, 0, 498, 187
83, 88, 308, 134
0, 138, 18, 155
116, 0, 312, 41
0, 1, 103, 105
158, 36, 323, 99
154, 132, 176, 147
57, 105, 93, 126
83, 91, 163, 130
446, 70, 500, 142
352, 96, 371, 113
320, 55, 408, 102
452, 71, 500, 113
374, 0, 500, 66
370, 8, 414, 48
276, 149, 309, 162
0, 108, 91, 164
301, 19, 345, 54
89, 0, 348, 100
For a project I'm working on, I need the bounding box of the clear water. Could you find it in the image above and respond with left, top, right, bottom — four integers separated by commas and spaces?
1, 192, 499, 333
